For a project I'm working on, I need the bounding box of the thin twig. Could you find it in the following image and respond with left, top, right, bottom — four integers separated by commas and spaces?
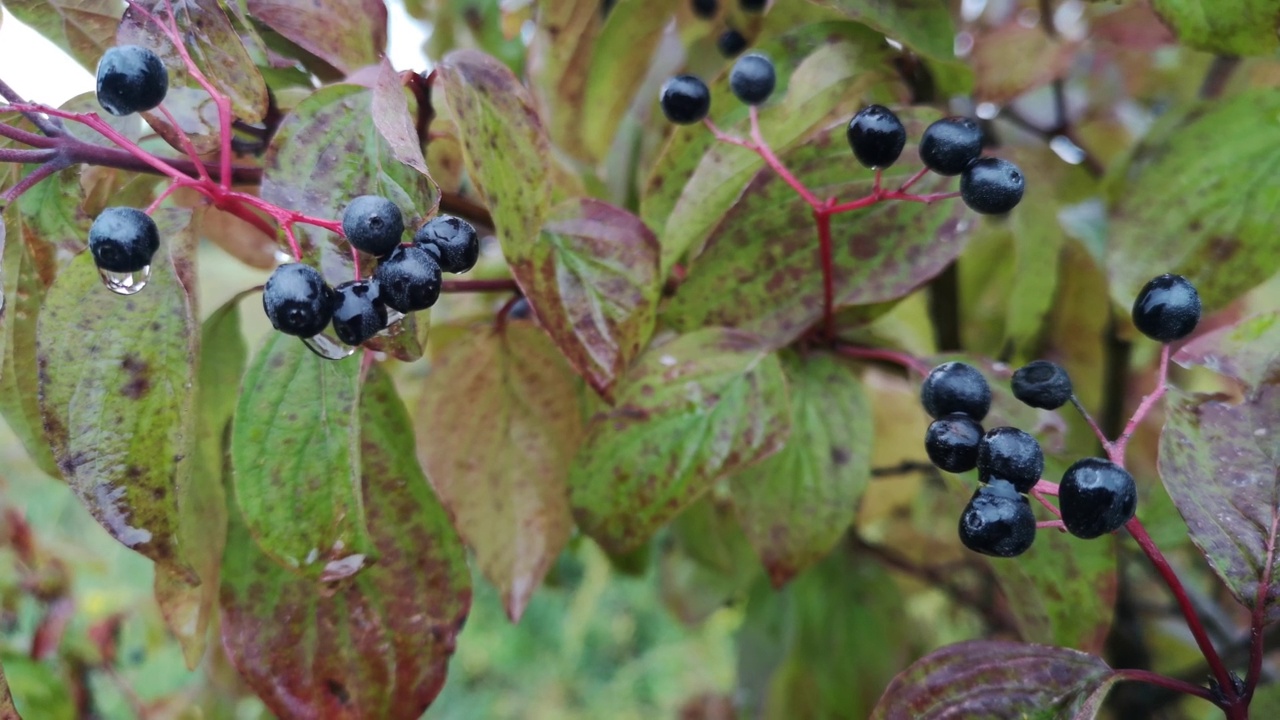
0, 77, 63, 136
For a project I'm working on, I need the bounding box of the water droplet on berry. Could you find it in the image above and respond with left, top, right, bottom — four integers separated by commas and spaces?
377, 309, 407, 338
273, 249, 294, 265
301, 332, 356, 360
98, 266, 151, 295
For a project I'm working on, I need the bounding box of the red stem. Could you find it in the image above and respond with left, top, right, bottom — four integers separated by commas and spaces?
442, 278, 520, 294
156, 104, 211, 183
748, 106, 822, 207
833, 344, 932, 376
1113, 668, 1219, 704
1110, 344, 1171, 464
0, 147, 56, 164
1069, 395, 1110, 449
1246, 510, 1280, 698
1029, 487, 1062, 517
0, 121, 57, 148
0, 158, 70, 205
814, 206, 836, 337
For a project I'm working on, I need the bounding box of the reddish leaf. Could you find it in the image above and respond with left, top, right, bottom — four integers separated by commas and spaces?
2, 0, 122, 73
246, 0, 388, 74
526, 0, 603, 160
1174, 310, 1280, 390
970, 21, 1075, 104
371, 58, 430, 178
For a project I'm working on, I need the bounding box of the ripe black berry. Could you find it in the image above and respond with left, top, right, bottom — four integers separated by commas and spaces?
921, 362, 991, 421
1059, 458, 1137, 539
977, 427, 1044, 493
740, 0, 766, 11
415, 215, 480, 274
960, 157, 1025, 215
342, 195, 405, 258
263, 263, 336, 338
847, 105, 906, 169
919, 117, 984, 176
660, 75, 712, 125
373, 244, 442, 313
95, 45, 168, 116
729, 53, 775, 106
692, 0, 718, 19
1012, 360, 1074, 410
331, 280, 388, 346
508, 297, 534, 320
958, 479, 1036, 558
925, 414, 983, 473
1132, 274, 1201, 343
717, 28, 748, 58
88, 207, 160, 273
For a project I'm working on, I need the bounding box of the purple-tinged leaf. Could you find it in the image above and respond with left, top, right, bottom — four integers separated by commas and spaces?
222, 365, 471, 719
526, 0, 603, 161
805, 0, 964, 66
246, 0, 388, 74
371, 58, 430, 177
870, 640, 1116, 720
1174, 310, 1280, 389
569, 328, 791, 555
2, 0, 122, 73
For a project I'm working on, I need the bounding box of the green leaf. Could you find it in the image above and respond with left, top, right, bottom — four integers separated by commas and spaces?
1151, 0, 1280, 55
0, 653, 20, 719
1107, 91, 1280, 313
659, 497, 760, 624
36, 208, 198, 574
569, 328, 792, 554
731, 352, 872, 587
416, 322, 582, 621
803, 0, 963, 66
512, 198, 660, 395
2, 0, 123, 73
245, 0, 388, 74
1175, 310, 1280, 389
222, 364, 471, 718
230, 332, 373, 579
527, 0, 604, 161
4, 653, 69, 720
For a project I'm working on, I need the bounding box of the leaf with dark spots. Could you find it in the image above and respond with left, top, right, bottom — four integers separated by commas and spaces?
416, 323, 581, 621
3, 0, 123, 73
870, 640, 1117, 720
526, 0, 603, 161
246, 0, 387, 74
36, 208, 199, 575
230, 332, 374, 579
222, 365, 471, 719
569, 328, 792, 555
371, 58, 432, 177
730, 352, 871, 587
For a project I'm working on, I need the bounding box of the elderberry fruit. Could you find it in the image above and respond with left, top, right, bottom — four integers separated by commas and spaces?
659, 75, 711, 125
88, 207, 160, 273
847, 105, 906, 169
1132, 274, 1201, 343
1012, 360, 1074, 410
342, 195, 405, 258
415, 215, 480, 274
1059, 458, 1137, 539
331, 280, 388, 346
95, 45, 168, 116
977, 427, 1044, 493
373, 244, 442, 313
729, 53, 775, 106
919, 117, 984, 176
740, 0, 766, 11
960, 157, 1025, 215
958, 479, 1036, 558
508, 297, 534, 320
925, 414, 983, 473
692, 0, 718, 19
263, 263, 336, 338
921, 361, 991, 421
717, 28, 748, 58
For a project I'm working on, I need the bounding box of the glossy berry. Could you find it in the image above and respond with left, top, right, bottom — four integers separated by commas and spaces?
331, 280, 388, 346
924, 414, 983, 473
921, 362, 991, 421
508, 297, 534, 320
847, 105, 906, 169
919, 117, 984, 176
717, 28, 748, 58
1132, 274, 1201, 343
1059, 458, 1138, 539
373, 244, 442, 313
96, 45, 168, 116
262, 263, 336, 338
1012, 360, 1074, 410
342, 195, 405, 258
415, 215, 480, 274
659, 75, 711, 125
740, 0, 766, 11
88, 207, 161, 273
692, 0, 718, 18
958, 479, 1036, 558
729, 53, 775, 106
977, 427, 1044, 493
960, 157, 1025, 215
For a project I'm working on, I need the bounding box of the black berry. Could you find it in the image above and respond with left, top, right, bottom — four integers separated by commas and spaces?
1132, 274, 1201, 343
729, 53, 775, 106
1059, 458, 1138, 539
342, 195, 404, 258
508, 297, 534, 320
88, 207, 160, 273
977, 427, 1044, 493
415, 215, 480, 274
331, 280, 388, 346
960, 157, 1025, 215
659, 75, 711, 125
717, 28, 748, 58
958, 479, 1036, 558
262, 263, 336, 338
921, 362, 991, 421
95, 45, 168, 116
847, 105, 906, 169
692, 0, 718, 18
740, 0, 766, 11
925, 414, 983, 473
1012, 360, 1074, 410
919, 117, 984, 176
373, 244, 442, 313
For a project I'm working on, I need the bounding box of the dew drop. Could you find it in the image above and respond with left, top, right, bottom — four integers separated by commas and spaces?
273, 249, 294, 265
301, 332, 356, 360
377, 309, 407, 338
99, 266, 151, 295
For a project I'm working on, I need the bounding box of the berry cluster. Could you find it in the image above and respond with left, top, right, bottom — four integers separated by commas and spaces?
688, 0, 766, 58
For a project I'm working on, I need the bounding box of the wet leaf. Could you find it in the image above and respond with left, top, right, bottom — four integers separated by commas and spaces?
371, 58, 430, 177
2, 0, 122, 73
527, 0, 603, 160
870, 641, 1117, 720
804, 0, 963, 66
1151, 0, 1280, 56
222, 364, 471, 719
731, 352, 872, 587
1174, 310, 1280, 390
416, 322, 581, 621
569, 328, 791, 554
230, 332, 374, 579
246, 0, 388, 74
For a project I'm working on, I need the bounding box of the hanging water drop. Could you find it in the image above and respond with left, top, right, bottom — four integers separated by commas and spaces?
301, 332, 356, 360
99, 266, 151, 295
377, 309, 407, 338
